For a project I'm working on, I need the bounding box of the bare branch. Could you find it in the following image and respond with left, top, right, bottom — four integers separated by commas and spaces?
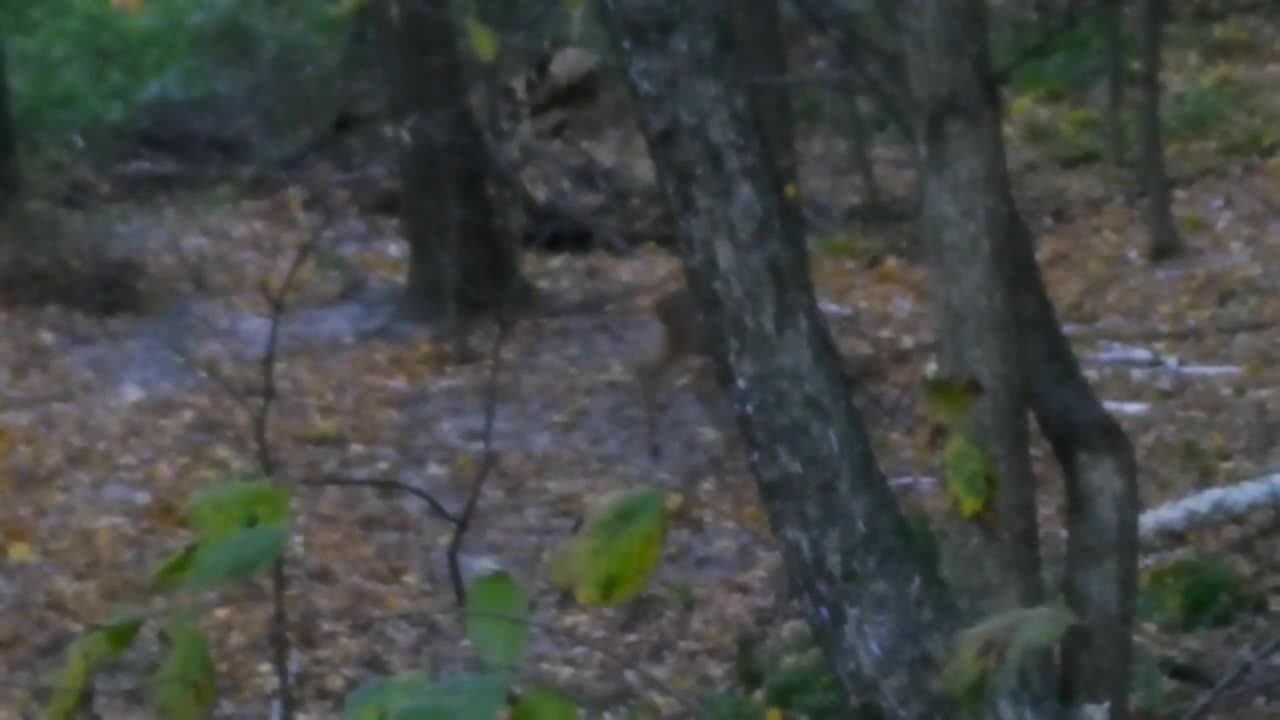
446, 308, 512, 607
304, 476, 460, 524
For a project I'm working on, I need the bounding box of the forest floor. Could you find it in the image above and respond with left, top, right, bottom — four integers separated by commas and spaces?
6, 13, 1280, 720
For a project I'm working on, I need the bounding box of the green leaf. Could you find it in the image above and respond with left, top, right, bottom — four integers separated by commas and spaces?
94, 613, 145, 654
558, 488, 668, 607
151, 615, 216, 720
42, 614, 145, 719
921, 376, 985, 425
512, 685, 578, 720
942, 604, 1078, 712
942, 431, 997, 520
186, 479, 289, 540
392, 673, 510, 720
464, 17, 500, 63
343, 672, 433, 720
185, 525, 287, 590
464, 570, 529, 668
42, 638, 99, 720
152, 542, 200, 590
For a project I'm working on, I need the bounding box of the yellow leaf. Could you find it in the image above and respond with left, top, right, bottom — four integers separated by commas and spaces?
943, 431, 997, 520
783, 182, 798, 199
766, 709, 785, 720
465, 17, 501, 63
6, 540, 33, 564
453, 454, 476, 476
553, 487, 668, 607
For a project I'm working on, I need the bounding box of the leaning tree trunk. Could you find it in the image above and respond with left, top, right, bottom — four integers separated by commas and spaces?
599, 1, 1067, 717
0, 40, 18, 212
900, 0, 1044, 613
375, 0, 528, 323
1136, 0, 1182, 261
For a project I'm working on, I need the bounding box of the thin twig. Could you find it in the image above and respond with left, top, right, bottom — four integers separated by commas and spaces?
1180, 635, 1280, 720
253, 239, 315, 720
255, 243, 314, 477
446, 307, 512, 607
304, 476, 460, 524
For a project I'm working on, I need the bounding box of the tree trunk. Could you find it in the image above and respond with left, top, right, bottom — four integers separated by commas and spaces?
900, 0, 1043, 612
901, 1, 1140, 716
1101, 0, 1126, 166
848, 98, 882, 207
1007, 211, 1139, 718
0, 40, 18, 212
599, 1, 1065, 717
1136, 0, 1182, 261
731, 0, 797, 192
375, 0, 528, 324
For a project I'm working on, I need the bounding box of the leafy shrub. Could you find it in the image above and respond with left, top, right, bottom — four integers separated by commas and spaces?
993, 13, 1131, 99
2, 0, 350, 152
1163, 72, 1244, 140
1137, 553, 1266, 631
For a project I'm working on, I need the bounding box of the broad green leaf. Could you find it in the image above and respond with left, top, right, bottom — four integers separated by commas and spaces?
512, 684, 578, 720
186, 479, 289, 540
94, 613, 145, 654
42, 637, 99, 720
464, 17, 500, 64
941, 604, 1078, 712
343, 671, 433, 720
151, 615, 216, 720
185, 525, 287, 590
42, 613, 145, 719
922, 376, 985, 425
563, 488, 668, 607
942, 431, 997, 520
392, 673, 510, 720
464, 570, 529, 668
152, 542, 200, 590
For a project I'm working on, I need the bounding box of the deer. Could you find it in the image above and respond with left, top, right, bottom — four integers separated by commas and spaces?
634, 287, 723, 458
634, 286, 891, 458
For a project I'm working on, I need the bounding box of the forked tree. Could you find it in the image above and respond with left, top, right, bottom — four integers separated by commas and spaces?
601, 0, 1139, 717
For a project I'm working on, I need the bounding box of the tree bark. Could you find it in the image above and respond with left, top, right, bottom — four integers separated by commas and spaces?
0, 39, 18, 212
901, 1, 1140, 716
900, 0, 1043, 611
731, 0, 797, 192
1136, 0, 1183, 261
375, 0, 529, 323
1007, 210, 1139, 718
599, 1, 1066, 717
1101, 0, 1127, 166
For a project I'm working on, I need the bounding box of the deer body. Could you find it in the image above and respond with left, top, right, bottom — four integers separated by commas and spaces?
635, 288, 726, 457
634, 287, 886, 458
